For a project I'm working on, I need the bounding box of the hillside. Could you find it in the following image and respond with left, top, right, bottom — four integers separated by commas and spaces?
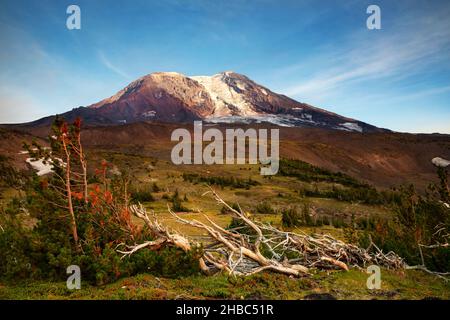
3, 122, 447, 189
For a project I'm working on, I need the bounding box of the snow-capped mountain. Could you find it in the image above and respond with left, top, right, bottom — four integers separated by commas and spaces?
21, 71, 386, 132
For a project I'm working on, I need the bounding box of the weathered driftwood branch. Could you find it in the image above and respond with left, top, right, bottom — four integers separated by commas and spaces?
117, 204, 210, 272
118, 190, 406, 277
117, 204, 191, 255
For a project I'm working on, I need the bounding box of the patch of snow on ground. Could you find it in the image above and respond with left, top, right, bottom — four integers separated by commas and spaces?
26, 158, 54, 176
432, 157, 450, 168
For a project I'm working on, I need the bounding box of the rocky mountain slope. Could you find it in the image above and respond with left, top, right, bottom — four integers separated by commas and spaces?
11, 71, 386, 133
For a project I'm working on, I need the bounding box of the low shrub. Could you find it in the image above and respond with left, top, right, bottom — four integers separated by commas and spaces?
130, 190, 154, 203
255, 202, 276, 214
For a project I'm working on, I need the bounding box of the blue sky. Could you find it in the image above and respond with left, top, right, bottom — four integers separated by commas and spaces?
0, 0, 449, 133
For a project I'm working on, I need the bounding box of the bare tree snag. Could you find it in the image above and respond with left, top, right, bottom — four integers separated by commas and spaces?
71, 118, 88, 202
60, 128, 78, 246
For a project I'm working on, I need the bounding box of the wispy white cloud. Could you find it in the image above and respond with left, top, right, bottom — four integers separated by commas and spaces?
281, 9, 450, 100
389, 85, 450, 103
98, 51, 130, 79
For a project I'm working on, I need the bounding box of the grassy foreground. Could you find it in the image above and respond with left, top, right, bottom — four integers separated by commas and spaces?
1, 139, 449, 300
1, 269, 449, 300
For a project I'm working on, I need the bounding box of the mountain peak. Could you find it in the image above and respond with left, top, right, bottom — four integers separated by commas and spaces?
148, 71, 185, 77
20, 71, 386, 133
218, 70, 237, 77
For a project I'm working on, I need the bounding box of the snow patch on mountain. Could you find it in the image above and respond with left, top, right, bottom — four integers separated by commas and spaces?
142, 110, 156, 118
189, 73, 258, 117
205, 114, 322, 128
339, 122, 363, 133
205, 115, 294, 127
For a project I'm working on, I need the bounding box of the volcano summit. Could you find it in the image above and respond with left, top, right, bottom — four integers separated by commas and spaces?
16, 71, 386, 133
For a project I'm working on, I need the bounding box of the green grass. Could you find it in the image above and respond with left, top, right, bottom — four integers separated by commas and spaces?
1, 269, 448, 300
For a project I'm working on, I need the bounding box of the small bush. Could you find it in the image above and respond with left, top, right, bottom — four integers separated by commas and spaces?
331, 217, 347, 228
151, 182, 160, 193
130, 190, 154, 203
255, 202, 276, 214
281, 207, 301, 228
281, 204, 314, 228
170, 190, 190, 212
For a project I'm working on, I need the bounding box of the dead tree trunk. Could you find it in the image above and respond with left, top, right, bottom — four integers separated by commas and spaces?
61, 133, 78, 246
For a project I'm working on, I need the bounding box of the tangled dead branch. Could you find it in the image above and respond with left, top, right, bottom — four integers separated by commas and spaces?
117, 204, 193, 257
118, 190, 406, 277
168, 189, 405, 276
